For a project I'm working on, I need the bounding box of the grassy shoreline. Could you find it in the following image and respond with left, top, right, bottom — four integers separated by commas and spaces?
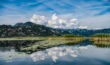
90, 33, 110, 41
90, 34, 110, 47
19, 39, 86, 54
90, 37, 110, 48
0, 36, 86, 41
0, 36, 87, 54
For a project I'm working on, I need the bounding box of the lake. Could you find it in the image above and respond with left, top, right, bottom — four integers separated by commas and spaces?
0, 40, 110, 65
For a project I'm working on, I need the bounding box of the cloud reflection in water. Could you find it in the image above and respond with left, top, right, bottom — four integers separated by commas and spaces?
30, 46, 88, 62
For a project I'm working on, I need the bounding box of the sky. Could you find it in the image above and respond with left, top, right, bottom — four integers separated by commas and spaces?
0, 0, 110, 29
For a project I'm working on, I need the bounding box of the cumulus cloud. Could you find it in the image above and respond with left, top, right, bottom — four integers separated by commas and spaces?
30, 14, 47, 25
52, 14, 58, 20
30, 14, 79, 29
30, 13, 110, 29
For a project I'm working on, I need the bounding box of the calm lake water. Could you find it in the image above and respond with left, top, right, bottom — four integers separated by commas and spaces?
0, 40, 110, 65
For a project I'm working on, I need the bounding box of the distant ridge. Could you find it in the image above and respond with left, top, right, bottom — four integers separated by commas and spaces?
15, 22, 35, 26
0, 21, 110, 37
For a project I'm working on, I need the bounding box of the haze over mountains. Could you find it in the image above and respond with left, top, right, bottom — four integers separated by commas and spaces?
0, 22, 110, 37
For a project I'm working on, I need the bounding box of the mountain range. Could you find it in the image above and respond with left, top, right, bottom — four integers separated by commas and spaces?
0, 22, 110, 37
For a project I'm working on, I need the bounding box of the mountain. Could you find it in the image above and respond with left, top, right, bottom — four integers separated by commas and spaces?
15, 22, 35, 26
0, 21, 110, 37
0, 22, 59, 37
61, 28, 110, 36
51, 28, 110, 37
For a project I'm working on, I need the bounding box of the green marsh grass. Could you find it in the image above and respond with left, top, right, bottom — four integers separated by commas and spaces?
0, 35, 86, 41
0, 35, 86, 54
90, 33, 110, 48
19, 38, 86, 54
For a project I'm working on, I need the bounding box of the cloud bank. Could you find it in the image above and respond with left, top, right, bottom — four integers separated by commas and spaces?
30, 14, 79, 29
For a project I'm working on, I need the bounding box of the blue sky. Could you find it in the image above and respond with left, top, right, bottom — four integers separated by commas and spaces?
0, 0, 110, 29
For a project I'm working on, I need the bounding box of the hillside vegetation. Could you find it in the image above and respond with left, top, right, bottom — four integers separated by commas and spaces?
0, 21, 110, 37
0, 22, 57, 37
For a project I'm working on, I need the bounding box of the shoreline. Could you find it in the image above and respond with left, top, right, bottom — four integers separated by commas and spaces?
0, 37, 86, 41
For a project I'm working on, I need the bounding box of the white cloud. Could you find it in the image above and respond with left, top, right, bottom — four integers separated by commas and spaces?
30, 14, 47, 25
52, 14, 58, 20
79, 26, 88, 29
30, 14, 78, 29
30, 13, 110, 29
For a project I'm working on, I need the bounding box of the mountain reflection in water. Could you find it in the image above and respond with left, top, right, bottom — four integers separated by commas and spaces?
0, 40, 110, 65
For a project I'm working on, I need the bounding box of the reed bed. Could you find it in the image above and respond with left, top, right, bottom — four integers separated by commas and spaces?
90, 34, 110, 48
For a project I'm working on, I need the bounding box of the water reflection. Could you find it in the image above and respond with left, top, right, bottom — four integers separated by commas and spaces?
0, 40, 110, 54
17, 40, 83, 54
0, 40, 110, 65
30, 46, 81, 62
0, 40, 41, 53
92, 41, 110, 48
0, 40, 40, 47
0, 40, 81, 54
29, 40, 89, 62
0, 47, 27, 63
